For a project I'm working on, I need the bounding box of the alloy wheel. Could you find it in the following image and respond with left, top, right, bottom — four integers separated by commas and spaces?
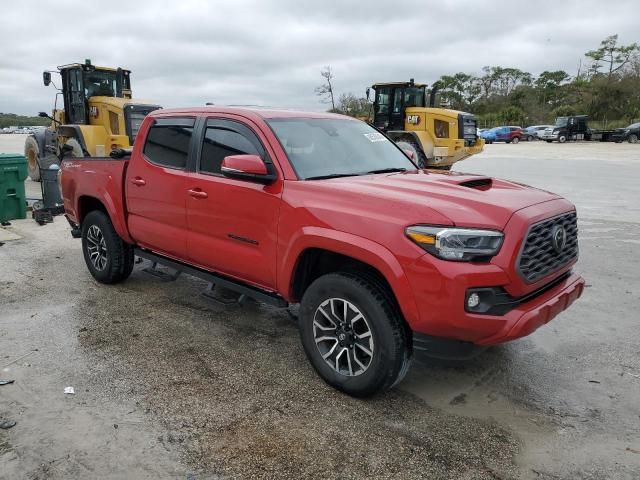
86, 225, 108, 271
313, 298, 374, 376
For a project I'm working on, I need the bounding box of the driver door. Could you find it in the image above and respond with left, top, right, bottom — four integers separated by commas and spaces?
186, 117, 283, 289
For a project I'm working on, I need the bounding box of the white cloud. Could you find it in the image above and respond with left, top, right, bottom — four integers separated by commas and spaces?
0, 0, 637, 115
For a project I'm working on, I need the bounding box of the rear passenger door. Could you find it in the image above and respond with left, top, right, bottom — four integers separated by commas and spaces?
126, 117, 195, 259
186, 117, 282, 289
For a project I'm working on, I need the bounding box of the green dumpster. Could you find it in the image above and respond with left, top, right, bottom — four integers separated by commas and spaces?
0, 153, 28, 223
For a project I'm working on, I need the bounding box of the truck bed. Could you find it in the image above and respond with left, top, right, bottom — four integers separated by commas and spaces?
60, 156, 131, 241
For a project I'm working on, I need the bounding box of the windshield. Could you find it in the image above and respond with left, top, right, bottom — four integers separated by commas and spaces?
84, 70, 117, 97
267, 118, 416, 180
555, 117, 568, 127
628, 123, 640, 129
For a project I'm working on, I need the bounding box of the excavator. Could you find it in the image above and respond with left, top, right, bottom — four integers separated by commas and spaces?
25, 59, 161, 180
368, 79, 483, 169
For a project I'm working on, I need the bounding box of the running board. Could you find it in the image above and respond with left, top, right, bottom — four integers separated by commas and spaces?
134, 248, 287, 308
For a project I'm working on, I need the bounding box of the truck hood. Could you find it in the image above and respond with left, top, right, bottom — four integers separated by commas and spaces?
309, 170, 561, 229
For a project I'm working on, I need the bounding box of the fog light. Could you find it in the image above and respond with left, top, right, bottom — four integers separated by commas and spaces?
467, 292, 480, 309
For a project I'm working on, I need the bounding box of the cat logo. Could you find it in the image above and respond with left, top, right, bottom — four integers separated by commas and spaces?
89, 106, 99, 118
407, 114, 421, 125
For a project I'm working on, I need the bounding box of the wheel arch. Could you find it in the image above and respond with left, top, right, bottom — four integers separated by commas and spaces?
280, 228, 420, 327
76, 194, 133, 243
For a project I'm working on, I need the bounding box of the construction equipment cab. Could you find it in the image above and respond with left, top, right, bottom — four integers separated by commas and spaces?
24, 59, 161, 180
368, 80, 483, 169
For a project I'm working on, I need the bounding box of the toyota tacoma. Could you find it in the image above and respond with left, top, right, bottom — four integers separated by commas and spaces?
61, 107, 585, 397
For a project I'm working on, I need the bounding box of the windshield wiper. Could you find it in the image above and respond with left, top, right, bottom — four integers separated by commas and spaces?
366, 167, 407, 174
305, 173, 363, 180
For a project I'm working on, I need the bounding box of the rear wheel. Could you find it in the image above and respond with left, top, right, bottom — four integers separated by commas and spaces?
396, 140, 428, 169
25, 136, 41, 181
81, 210, 134, 284
512, 136, 520, 144
629, 134, 638, 144
299, 272, 411, 397
527, 135, 534, 142
25, 135, 59, 181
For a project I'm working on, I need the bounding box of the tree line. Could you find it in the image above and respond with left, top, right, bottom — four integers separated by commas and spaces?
317, 34, 640, 128
0, 113, 49, 129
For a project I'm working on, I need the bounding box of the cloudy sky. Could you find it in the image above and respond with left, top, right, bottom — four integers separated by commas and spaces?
1, 0, 638, 115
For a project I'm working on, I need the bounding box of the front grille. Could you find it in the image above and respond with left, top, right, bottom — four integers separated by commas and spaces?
125, 104, 161, 145
517, 211, 578, 283
458, 114, 477, 146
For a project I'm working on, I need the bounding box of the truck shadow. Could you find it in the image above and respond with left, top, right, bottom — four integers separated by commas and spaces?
73, 265, 520, 479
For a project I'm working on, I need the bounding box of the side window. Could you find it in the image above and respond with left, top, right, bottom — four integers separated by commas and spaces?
393, 89, 403, 113
200, 125, 261, 175
375, 87, 390, 115
434, 119, 449, 138
143, 119, 194, 169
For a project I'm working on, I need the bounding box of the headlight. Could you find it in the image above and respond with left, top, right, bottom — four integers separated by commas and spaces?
405, 226, 504, 261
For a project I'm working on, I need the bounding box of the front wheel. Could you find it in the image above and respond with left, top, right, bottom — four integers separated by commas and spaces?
81, 210, 134, 284
396, 140, 428, 169
527, 135, 534, 142
546, 140, 553, 143
629, 134, 638, 144
558, 135, 567, 143
299, 272, 411, 397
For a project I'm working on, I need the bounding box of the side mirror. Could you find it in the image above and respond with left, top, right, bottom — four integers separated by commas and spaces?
366, 87, 370, 101
403, 149, 415, 160
220, 155, 276, 184
43, 71, 51, 86
38, 111, 50, 118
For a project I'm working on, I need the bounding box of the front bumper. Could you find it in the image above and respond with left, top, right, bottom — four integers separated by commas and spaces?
403, 200, 584, 345
540, 133, 558, 140
474, 272, 584, 345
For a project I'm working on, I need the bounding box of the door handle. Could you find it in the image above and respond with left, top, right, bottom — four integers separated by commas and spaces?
188, 188, 208, 199
131, 177, 146, 186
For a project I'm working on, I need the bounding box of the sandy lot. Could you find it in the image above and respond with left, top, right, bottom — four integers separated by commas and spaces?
1, 136, 639, 479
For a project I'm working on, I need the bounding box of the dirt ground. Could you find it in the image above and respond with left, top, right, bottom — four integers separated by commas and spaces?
1, 136, 639, 479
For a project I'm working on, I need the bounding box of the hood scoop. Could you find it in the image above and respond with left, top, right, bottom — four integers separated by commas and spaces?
458, 177, 493, 190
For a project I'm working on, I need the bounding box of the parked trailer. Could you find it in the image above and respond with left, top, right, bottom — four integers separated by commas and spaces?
540, 115, 620, 143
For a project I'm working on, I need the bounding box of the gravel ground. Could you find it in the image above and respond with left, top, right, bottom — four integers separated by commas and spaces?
1, 137, 639, 479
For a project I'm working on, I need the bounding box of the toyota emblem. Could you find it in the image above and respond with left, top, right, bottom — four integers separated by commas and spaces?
551, 225, 567, 253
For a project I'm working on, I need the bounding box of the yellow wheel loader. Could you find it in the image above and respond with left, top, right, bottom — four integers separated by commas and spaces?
368, 80, 484, 169
25, 59, 161, 180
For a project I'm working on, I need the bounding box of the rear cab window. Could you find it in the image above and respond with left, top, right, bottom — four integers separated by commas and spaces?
143, 117, 195, 169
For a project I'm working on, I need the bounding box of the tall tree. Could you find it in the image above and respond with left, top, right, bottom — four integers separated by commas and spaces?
315, 66, 336, 110
586, 34, 639, 79
534, 70, 570, 105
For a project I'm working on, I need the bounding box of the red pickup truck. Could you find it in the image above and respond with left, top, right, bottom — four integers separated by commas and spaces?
61, 107, 585, 397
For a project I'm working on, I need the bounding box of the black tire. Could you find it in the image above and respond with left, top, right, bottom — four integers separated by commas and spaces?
24, 135, 59, 182
396, 140, 428, 168
299, 272, 411, 397
629, 134, 638, 144
511, 136, 520, 144
25, 136, 41, 181
558, 135, 567, 143
546, 140, 553, 143
81, 210, 134, 284
527, 135, 534, 142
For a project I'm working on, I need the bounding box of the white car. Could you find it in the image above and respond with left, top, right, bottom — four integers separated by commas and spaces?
522, 125, 554, 141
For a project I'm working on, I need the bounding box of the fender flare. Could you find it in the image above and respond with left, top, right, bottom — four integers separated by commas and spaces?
278, 226, 420, 326
58, 125, 90, 156
75, 190, 133, 244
